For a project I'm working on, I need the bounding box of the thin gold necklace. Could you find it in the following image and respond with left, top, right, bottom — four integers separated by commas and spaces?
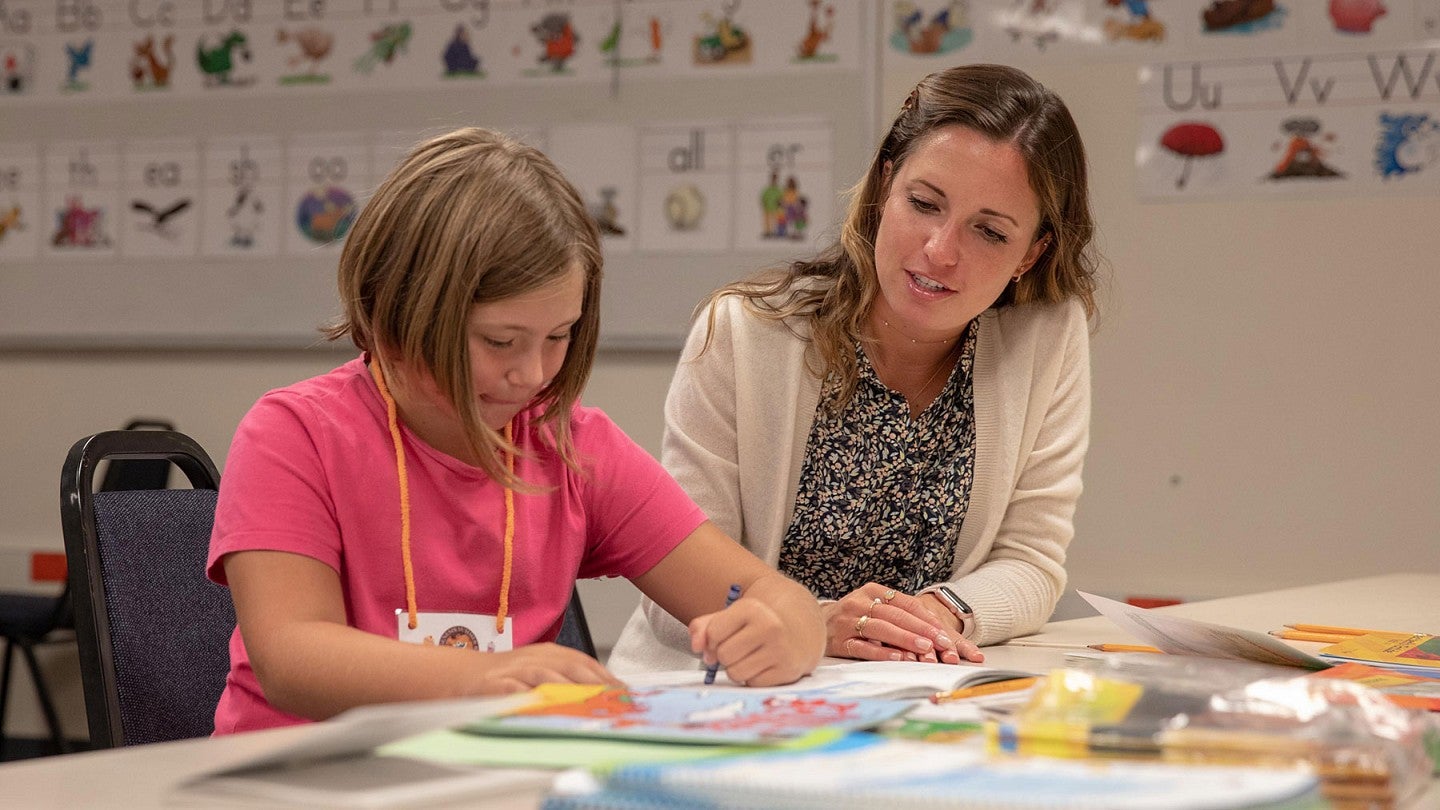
881, 318, 956, 345
867, 338, 959, 407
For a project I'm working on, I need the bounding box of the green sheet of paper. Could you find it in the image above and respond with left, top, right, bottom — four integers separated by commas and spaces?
378, 729, 755, 770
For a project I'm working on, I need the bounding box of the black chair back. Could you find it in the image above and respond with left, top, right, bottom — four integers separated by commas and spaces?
96, 419, 176, 493
60, 430, 235, 748
556, 588, 597, 659
52, 418, 177, 642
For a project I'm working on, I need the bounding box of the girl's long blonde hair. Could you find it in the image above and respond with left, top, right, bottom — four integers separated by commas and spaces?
325, 127, 602, 485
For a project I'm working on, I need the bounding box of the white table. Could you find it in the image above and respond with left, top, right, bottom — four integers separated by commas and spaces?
2, 574, 1436, 808
1003, 573, 1440, 655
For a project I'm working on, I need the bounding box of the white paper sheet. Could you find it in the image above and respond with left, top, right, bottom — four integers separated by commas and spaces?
1078, 591, 1330, 670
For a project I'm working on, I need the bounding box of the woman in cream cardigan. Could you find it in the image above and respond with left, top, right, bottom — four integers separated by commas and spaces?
612, 64, 1100, 674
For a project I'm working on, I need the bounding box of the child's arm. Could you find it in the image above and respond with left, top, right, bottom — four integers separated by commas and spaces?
629, 521, 825, 687
223, 550, 620, 721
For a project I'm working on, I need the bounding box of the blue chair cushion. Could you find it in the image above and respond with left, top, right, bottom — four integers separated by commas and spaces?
92, 488, 235, 745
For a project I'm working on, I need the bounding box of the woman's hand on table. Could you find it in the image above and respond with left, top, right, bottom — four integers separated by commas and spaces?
821, 583, 973, 664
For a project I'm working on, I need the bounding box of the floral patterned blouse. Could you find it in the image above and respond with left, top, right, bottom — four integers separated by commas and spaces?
778, 320, 978, 599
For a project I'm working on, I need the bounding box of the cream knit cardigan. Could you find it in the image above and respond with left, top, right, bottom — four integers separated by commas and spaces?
608, 293, 1091, 674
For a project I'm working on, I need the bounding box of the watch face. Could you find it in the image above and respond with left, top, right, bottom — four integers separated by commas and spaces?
938, 586, 973, 616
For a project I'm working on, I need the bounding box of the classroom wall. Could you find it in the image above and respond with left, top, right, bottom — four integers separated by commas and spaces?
948, 60, 1440, 605
6, 7, 1440, 742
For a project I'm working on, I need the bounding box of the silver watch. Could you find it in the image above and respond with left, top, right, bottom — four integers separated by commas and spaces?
924, 585, 974, 639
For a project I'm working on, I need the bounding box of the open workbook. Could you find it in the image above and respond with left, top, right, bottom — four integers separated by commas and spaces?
628, 658, 1039, 699
802, 659, 1039, 699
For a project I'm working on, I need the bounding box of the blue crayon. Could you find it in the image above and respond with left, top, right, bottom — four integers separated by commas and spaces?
703, 584, 742, 685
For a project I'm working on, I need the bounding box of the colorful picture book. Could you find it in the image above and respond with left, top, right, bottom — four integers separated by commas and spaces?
467, 683, 915, 745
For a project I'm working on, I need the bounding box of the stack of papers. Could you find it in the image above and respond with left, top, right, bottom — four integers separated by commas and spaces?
1078, 592, 1330, 669
1318, 633, 1440, 680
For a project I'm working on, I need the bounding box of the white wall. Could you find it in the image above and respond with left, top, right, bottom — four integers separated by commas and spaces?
1008, 62, 1440, 603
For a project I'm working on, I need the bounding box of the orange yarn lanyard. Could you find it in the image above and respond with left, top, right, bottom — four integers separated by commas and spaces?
497, 423, 516, 634
368, 359, 515, 634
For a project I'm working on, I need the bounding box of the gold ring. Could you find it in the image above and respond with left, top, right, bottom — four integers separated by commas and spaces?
882, 589, 897, 603
855, 615, 871, 637
869, 597, 882, 611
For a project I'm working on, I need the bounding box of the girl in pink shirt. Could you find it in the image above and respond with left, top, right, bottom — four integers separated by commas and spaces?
208, 127, 824, 733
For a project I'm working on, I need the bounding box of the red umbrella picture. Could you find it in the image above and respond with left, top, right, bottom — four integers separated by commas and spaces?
1160, 122, 1224, 189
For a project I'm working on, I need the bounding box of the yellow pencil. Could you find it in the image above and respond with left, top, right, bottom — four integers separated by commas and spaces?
931, 677, 1040, 703
1268, 630, 1350, 644
1284, 623, 1404, 637
1001, 639, 1092, 650
1087, 643, 1164, 653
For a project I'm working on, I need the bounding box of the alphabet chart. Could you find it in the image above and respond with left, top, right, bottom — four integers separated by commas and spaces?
0, 1, 869, 347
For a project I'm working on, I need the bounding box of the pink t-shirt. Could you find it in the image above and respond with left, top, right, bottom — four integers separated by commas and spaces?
207, 357, 704, 734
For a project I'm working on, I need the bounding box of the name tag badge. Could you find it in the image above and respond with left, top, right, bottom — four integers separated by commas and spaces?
396, 610, 513, 652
